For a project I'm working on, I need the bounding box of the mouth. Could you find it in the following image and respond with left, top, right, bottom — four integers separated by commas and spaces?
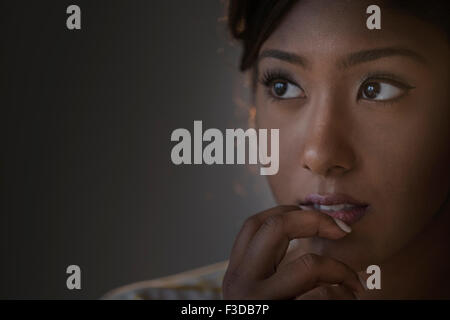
299, 193, 369, 225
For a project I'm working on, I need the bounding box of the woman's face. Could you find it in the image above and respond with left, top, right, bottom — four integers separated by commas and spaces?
255, 0, 450, 270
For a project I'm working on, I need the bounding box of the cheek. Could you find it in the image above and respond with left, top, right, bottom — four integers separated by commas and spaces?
256, 99, 308, 204
257, 105, 286, 203
397, 75, 450, 210
265, 140, 301, 204
358, 97, 450, 241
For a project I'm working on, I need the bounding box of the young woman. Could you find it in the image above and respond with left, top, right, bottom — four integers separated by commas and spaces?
223, 0, 450, 299
104, 0, 448, 300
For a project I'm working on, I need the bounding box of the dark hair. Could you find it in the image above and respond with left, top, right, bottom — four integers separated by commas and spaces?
228, 0, 449, 72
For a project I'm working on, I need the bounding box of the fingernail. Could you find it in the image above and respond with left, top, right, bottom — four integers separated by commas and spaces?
332, 217, 352, 233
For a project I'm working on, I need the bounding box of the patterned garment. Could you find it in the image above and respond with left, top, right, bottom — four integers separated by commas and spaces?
101, 261, 228, 300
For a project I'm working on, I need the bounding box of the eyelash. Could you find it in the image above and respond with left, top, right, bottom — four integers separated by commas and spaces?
259, 69, 303, 101
259, 69, 415, 104
358, 72, 415, 105
261, 69, 297, 86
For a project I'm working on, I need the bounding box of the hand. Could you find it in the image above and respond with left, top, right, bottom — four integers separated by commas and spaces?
222, 205, 365, 299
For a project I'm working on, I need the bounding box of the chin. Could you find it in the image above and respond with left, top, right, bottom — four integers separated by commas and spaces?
309, 236, 379, 272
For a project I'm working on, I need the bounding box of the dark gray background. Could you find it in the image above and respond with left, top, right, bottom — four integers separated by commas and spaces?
1, 1, 275, 299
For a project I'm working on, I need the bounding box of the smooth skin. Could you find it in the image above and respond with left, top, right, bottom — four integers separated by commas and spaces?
223, 0, 450, 299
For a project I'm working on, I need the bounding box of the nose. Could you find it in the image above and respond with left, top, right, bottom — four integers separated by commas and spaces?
300, 102, 356, 178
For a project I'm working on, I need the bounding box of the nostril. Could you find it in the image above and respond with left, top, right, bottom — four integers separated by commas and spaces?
302, 161, 349, 178
327, 165, 349, 176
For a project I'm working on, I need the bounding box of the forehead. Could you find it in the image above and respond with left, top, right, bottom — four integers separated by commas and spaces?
260, 0, 445, 62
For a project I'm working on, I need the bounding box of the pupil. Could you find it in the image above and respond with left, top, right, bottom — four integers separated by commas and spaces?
364, 82, 380, 99
273, 82, 287, 96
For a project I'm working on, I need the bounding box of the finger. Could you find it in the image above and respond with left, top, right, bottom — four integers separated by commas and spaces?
241, 210, 350, 279
295, 284, 356, 300
259, 253, 364, 299
227, 205, 298, 271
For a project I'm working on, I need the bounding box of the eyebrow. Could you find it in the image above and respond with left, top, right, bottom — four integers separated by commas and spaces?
258, 46, 427, 69
258, 49, 309, 68
339, 46, 427, 69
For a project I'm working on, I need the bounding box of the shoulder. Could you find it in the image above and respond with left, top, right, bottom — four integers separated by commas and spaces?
101, 260, 228, 300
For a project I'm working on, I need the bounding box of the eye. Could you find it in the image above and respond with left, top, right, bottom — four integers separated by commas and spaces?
359, 80, 405, 101
270, 80, 304, 99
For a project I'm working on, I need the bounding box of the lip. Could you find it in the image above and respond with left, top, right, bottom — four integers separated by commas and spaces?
299, 193, 369, 225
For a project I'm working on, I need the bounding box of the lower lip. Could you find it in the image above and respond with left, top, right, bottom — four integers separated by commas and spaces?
300, 205, 369, 225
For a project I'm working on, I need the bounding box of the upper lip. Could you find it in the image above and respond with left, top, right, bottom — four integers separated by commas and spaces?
300, 193, 368, 207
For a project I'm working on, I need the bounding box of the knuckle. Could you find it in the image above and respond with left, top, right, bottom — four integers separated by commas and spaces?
222, 269, 241, 299
222, 269, 255, 299
261, 214, 284, 231
317, 286, 331, 299
298, 253, 320, 271
242, 216, 259, 231
223, 267, 240, 285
